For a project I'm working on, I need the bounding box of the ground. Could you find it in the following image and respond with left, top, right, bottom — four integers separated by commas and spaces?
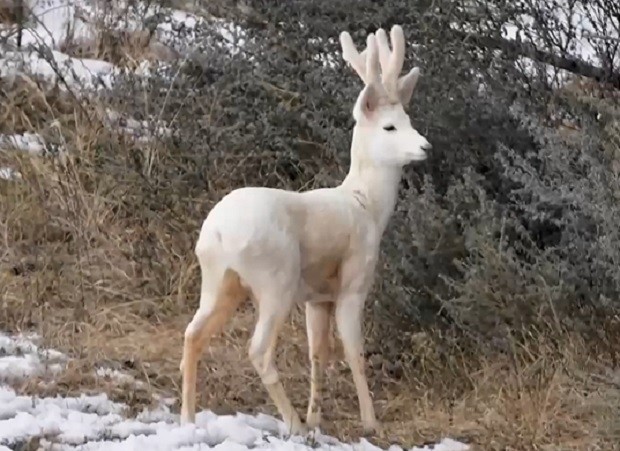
0, 329, 469, 450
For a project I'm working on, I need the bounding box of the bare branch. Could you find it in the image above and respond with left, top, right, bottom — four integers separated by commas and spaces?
458, 30, 620, 89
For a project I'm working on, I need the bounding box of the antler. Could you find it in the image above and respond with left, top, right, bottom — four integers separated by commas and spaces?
340, 25, 421, 105
339, 31, 381, 86
375, 25, 405, 93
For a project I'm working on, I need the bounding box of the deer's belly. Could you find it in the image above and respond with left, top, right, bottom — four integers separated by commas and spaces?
296, 259, 340, 304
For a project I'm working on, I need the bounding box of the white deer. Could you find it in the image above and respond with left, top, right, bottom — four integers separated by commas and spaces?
179, 24, 430, 435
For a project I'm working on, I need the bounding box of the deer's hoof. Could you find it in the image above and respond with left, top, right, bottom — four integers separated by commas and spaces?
288, 419, 308, 436
306, 409, 322, 430
180, 408, 195, 425
361, 419, 382, 436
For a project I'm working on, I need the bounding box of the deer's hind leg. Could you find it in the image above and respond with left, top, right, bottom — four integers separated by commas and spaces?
245, 263, 305, 435
180, 266, 246, 424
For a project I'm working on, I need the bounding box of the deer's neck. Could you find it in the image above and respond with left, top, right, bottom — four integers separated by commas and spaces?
340, 127, 403, 235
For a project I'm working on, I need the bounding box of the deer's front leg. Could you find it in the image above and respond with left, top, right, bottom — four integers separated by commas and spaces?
305, 301, 334, 429
335, 255, 379, 434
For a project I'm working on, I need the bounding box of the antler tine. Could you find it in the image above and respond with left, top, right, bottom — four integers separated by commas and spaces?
374, 25, 406, 96
365, 33, 380, 84
374, 28, 391, 76
340, 31, 368, 84
386, 25, 406, 85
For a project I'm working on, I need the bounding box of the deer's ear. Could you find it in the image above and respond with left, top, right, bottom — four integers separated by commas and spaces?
397, 67, 420, 106
355, 83, 381, 120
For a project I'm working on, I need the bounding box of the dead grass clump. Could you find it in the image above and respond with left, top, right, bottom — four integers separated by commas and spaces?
0, 73, 79, 136
60, 29, 179, 71
0, 0, 19, 24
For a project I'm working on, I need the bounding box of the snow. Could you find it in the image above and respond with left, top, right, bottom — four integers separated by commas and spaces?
0, 49, 117, 90
0, 332, 67, 384
94, 367, 146, 389
0, 167, 21, 180
1, 132, 51, 155
11, 0, 96, 48
0, 332, 470, 450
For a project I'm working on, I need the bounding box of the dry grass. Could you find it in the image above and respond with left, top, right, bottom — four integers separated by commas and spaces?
1, 35, 619, 451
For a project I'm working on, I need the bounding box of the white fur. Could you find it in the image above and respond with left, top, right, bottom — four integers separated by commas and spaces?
179, 24, 430, 436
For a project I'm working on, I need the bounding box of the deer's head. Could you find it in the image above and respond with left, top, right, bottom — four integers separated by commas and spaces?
340, 25, 430, 167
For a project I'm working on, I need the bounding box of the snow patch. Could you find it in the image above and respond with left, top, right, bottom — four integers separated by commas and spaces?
0, 333, 67, 384
0, 167, 21, 180
0, 386, 470, 450
1, 132, 53, 155
95, 367, 146, 389
0, 49, 117, 90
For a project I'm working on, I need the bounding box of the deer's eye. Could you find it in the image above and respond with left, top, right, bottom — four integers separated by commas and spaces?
383, 125, 396, 132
